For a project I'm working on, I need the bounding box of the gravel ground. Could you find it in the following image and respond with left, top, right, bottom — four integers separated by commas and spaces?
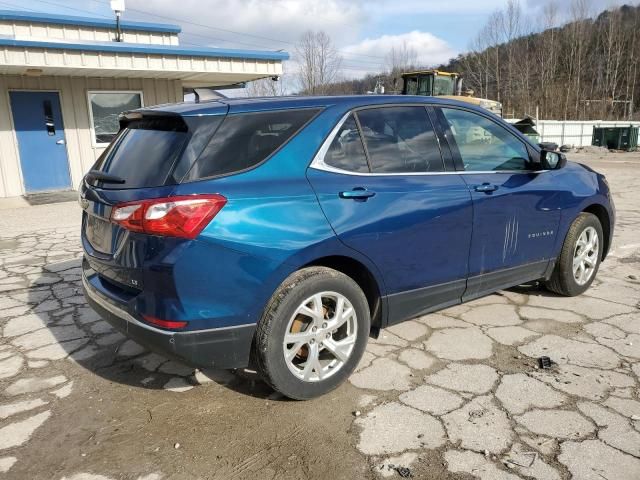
0, 151, 639, 480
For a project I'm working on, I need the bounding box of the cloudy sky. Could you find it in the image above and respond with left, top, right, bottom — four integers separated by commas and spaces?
0, 0, 626, 78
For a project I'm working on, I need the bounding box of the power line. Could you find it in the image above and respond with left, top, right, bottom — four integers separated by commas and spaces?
88, 0, 388, 60
5, 0, 386, 73
27, 0, 387, 63
0, 0, 39, 12
21, 0, 113, 18
178, 31, 385, 68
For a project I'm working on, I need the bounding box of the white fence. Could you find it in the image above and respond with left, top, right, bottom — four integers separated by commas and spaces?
506, 119, 640, 147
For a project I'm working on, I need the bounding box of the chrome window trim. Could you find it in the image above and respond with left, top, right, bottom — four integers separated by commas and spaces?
309, 110, 547, 177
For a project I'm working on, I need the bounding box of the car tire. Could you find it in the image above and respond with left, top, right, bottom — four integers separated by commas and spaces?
253, 266, 370, 400
545, 212, 603, 296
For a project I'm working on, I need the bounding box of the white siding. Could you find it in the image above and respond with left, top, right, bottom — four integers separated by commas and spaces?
0, 75, 183, 198
0, 20, 179, 45
0, 46, 283, 85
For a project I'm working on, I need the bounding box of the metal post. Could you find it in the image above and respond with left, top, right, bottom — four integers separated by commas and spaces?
116, 12, 122, 42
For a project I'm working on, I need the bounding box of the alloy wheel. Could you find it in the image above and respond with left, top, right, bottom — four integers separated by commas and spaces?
283, 291, 358, 382
572, 226, 599, 285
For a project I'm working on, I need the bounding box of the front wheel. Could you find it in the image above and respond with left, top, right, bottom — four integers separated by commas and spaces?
253, 267, 370, 400
545, 212, 603, 296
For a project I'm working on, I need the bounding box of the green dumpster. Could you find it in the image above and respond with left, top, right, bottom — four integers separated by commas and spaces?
512, 117, 540, 143
592, 126, 639, 151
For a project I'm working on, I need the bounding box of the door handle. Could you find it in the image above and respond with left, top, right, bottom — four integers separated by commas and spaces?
56, 139, 66, 145
474, 183, 498, 193
339, 188, 376, 200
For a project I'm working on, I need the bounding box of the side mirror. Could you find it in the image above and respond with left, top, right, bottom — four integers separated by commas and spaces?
540, 149, 567, 170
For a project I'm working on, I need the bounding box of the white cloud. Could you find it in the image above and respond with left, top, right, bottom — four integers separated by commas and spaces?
365, 0, 507, 15
126, 0, 368, 48
340, 30, 456, 78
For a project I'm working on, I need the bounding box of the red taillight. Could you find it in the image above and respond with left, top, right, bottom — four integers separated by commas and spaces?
141, 314, 188, 330
110, 194, 226, 239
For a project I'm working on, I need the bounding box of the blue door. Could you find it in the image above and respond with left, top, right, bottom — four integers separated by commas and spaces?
437, 106, 561, 299
307, 106, 473, 324
10, 91, 71, 193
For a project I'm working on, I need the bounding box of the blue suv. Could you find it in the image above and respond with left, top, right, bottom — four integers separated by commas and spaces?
81, 95, 614, 399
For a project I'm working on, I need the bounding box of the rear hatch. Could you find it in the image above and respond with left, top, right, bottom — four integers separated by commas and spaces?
81, 102, 320, 292
81, 104, 227, 289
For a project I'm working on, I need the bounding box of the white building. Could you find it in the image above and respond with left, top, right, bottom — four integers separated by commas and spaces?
0, 9, 287, 198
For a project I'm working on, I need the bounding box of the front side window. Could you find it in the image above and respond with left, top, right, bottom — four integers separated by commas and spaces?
89, 92, 142, 145
441, 108, 531, 171
356, 106, 444, 173
323, 115, 369, 173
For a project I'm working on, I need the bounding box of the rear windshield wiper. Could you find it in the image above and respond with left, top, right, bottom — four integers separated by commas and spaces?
85, 170, 126, 184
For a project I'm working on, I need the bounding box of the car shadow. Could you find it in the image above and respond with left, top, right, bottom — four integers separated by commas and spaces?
28, 258, 286, 401
506, 280, 565, 298
31, 258, 560, 400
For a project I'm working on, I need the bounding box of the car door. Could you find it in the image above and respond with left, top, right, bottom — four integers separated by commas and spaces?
435, 106, 562, 300
306, 105, 473, 324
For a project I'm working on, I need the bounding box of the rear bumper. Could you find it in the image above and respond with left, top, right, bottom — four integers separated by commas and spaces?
82, 273, 255, 369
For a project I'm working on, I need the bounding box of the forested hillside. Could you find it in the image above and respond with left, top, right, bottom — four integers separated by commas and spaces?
318, 2, 640, 121
442, 2, 640, 120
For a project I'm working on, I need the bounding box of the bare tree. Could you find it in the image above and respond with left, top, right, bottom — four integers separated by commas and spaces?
598, 6, 626, 118
246, 78, 283, 97
310, 1, 640, 121
295, 31, 343, 95
536, 1, 560, 118
385, 41, 418, 72
624, 7, 639, 119
486, 10, 504, 103
384, 41, 418, 92
501, 0, 523, 114
562, 0, 591, 118
246, 67, 290, 97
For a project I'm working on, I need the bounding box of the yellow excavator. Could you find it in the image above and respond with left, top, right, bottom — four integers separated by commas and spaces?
401, 70, 503, 117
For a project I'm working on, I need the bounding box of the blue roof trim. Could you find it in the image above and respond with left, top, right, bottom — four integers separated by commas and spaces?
0, 9, 181, 33
0, 37, 290, 61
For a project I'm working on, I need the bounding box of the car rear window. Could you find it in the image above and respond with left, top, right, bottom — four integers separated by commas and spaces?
183, 108, 320, 181
90, 115, 221, 189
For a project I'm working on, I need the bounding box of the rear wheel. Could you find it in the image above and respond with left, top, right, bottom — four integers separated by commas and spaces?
545, 212, 603, 296
253, 267, 370, 400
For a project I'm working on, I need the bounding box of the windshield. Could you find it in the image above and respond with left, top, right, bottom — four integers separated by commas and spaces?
404, 77, 418, 95
433, 76, 455, 96
404, 75, 434, 96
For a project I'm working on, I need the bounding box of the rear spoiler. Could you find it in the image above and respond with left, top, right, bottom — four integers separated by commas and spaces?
118, 110, 187, 131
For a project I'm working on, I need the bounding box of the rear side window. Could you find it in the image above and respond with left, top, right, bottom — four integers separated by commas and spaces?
323, 115, 369, 173
90, 115, 221, 189
184, 109, 319, 181
356, 107, 444, 173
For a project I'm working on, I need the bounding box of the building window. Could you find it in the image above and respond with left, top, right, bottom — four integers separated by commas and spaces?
88, 91, 143, 146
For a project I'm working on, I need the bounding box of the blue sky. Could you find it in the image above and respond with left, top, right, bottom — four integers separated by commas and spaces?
368, 12, 495, 52
0, 0, 625, 76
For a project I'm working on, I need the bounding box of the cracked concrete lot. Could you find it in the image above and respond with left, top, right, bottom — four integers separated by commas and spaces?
1, 151, 639, 480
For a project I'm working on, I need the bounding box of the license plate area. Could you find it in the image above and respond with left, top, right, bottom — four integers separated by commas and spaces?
86, 214, 113, 254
